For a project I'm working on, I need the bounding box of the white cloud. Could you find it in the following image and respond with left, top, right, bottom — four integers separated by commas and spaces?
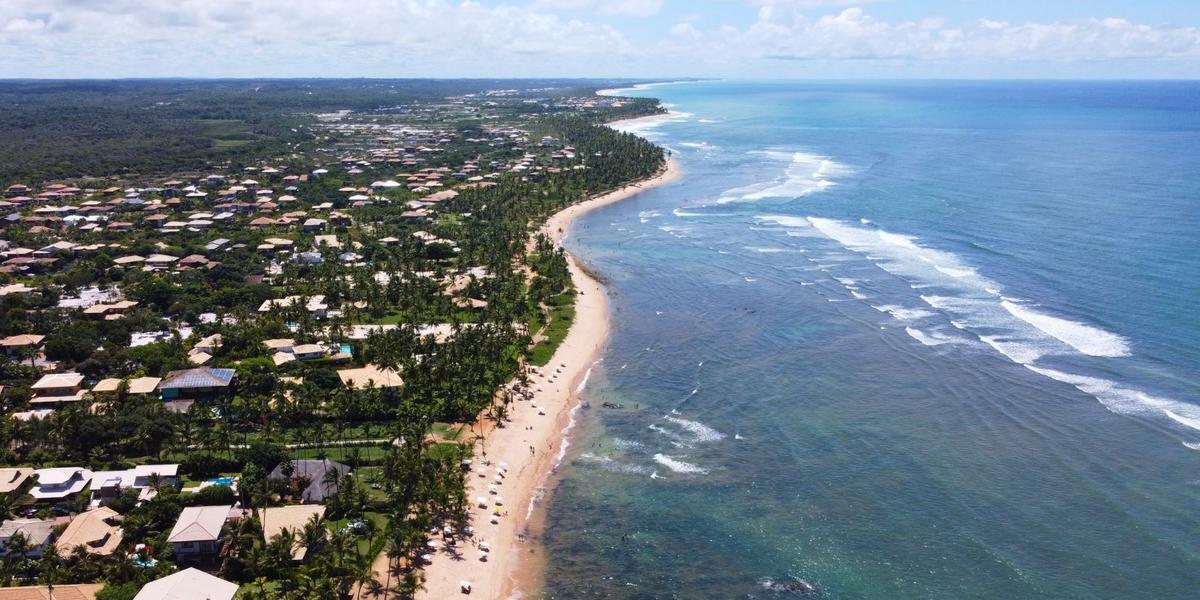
530, 0, 664, 18
0, 2, 1197, 77
730, 8, 1200, 62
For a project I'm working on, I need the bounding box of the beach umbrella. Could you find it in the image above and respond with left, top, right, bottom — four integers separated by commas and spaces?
422, 553, 434, 563
495, 497, 504, 506
460, 581, 472, 594
476, 497, 487, 507
427, 540, 439, 548
479, 552, 488, 562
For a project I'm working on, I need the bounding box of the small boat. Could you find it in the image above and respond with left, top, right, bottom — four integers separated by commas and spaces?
601, 402, 625, 409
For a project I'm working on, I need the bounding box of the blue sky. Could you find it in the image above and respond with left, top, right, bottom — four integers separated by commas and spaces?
1, 1, 1198, 78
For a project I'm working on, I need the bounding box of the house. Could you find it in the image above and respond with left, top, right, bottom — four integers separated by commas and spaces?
127, 376, 162, 396
157, 367, 236, 403
92, 378, 123, 398
268, 459, 351, 504
301, 218, 327, 232
29, 372, 86, 406
262, 338, 295, 354
0, 283, 35, 297
258, 295, 327, 318
55, 507, 123, 556
0, 583, 103, 599
0, 334, 44, 357
167, 505, 231, 565
91, 464, 179, 504
291, 343, 326, 361
0, 468, 32, 496
337, 364, 403, 390
191, 333, 222, 355
260, 505, 327, 561
143, 254, 178, 271
82, 300, 138, 320
30, 467, 93, 500
133, 568, 238, 600
0, 519, 55, 558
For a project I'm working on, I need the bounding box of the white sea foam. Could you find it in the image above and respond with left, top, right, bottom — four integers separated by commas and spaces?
659, 225, 690, 238
871, 304, 935, 321
743, 246, 792, 254
697, 119, 719, 123
678, 141, 716, 149
653, 453, 708, 474
1025, 366, 1200, 432
576, 363, 596, 393
596, 81, 695, 96
851, 291, 868, 300
609, 111, 692, 139
755, 215, 812, 228
1001, 300, 1131, 358
808, 217, 1129, 366
717, 152, 849, 203
612, 437, 646, 450
578, 453, 653, 476
554, 361, 598, 470
664, 415, 726, 442
979, 336, 1045, 364
1182, 442, 1200, 451
906, 327, 949, 346
639, 209, 661, 223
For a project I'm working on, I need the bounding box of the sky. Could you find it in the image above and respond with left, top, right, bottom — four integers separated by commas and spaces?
1, 0, 1199, 79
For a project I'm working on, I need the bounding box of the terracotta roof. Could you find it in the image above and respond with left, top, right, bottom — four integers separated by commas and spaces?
55, 507, 123, 556
0, 583, 103, 600
0, 468, 32, 494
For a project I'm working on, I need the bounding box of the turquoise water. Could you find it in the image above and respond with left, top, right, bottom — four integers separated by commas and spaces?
541, 82, 1200, 599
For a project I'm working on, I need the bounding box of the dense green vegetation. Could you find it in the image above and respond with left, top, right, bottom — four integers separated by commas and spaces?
0, 79, 662, 182
0, 79, 666, 597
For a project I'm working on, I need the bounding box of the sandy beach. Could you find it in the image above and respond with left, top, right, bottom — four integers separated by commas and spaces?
410, 151, 681, 600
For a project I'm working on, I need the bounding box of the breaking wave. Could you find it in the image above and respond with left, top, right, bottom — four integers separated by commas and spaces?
717, 151, 849, 203
653, 453, 708, 474
663, 415, 726, 442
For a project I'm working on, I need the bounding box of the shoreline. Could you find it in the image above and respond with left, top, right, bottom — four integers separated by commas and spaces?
413, 138, 681, 599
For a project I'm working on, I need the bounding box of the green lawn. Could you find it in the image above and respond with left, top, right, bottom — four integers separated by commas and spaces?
326, 511, 388, 556
528, 300, 576, 366
200, 119, 258, 148
430, 422, 466, 441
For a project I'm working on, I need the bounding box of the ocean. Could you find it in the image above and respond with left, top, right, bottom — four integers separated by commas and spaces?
537, 81, 1200, 599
